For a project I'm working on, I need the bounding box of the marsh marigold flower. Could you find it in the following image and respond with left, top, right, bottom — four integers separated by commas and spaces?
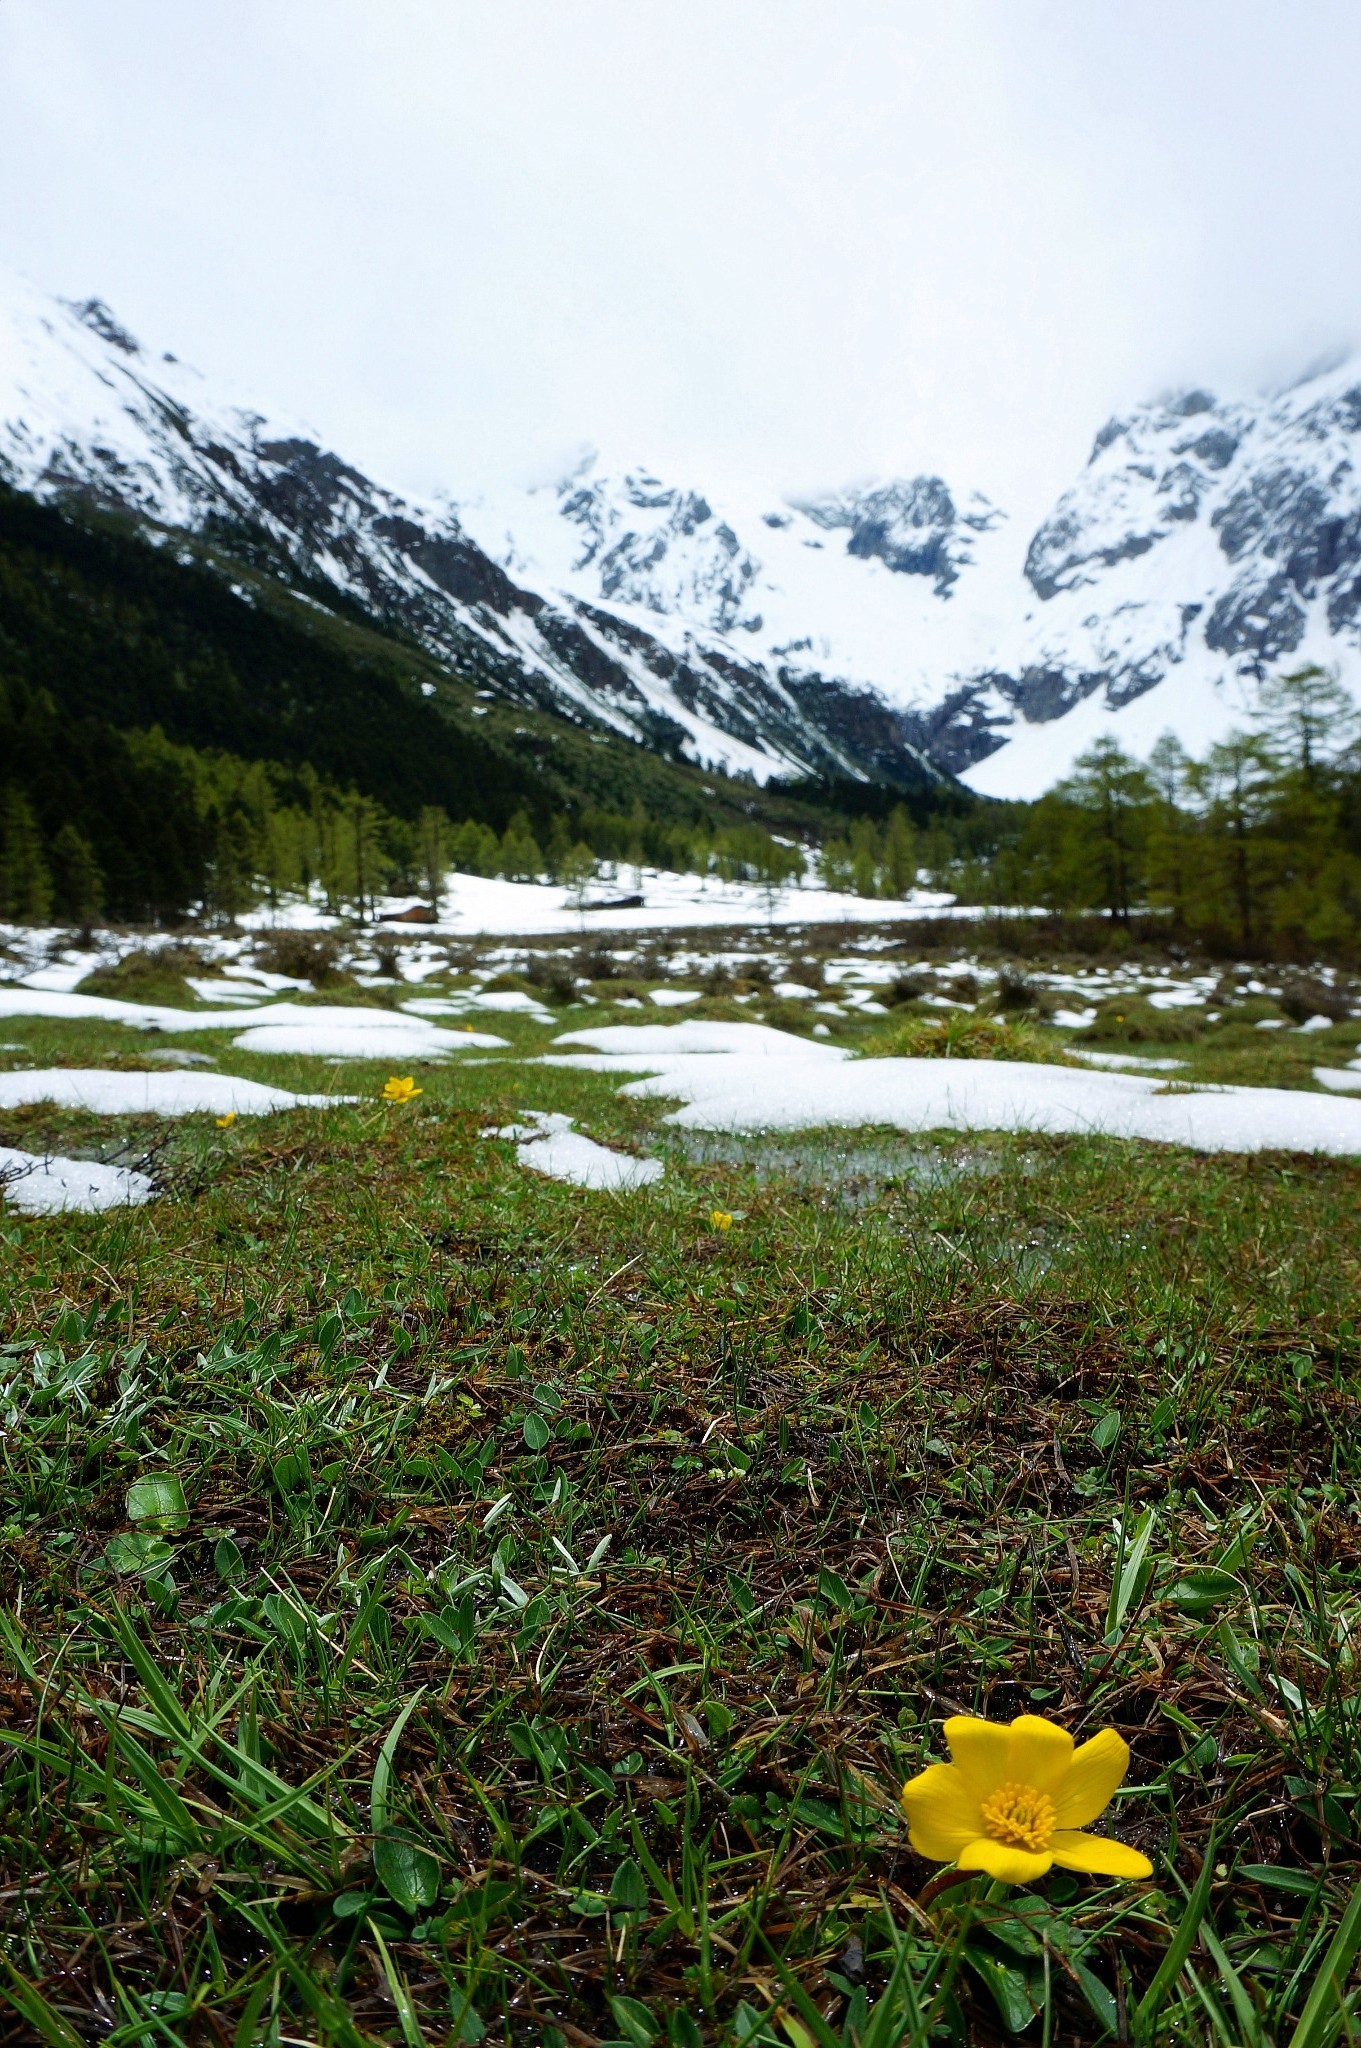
709, 1209, 734, 1231
215, 1111, 237, 1129
901, 1713, 1152, 1885
382, 1076, 421, 1103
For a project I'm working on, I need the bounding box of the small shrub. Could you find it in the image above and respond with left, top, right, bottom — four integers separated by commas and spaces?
255, 932, 349, 988
1083, 998, 1204, 1044
996, 971, 1039, 1011
864, 1013, 1075, 1063
522, 957, 578, 1004
78, 946, 204, 1004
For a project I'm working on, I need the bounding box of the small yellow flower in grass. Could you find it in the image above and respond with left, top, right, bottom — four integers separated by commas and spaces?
900, 1713, 1152, 1885
382, 1075, 422, 1103
709, 1208, 734, 1231
215, 1111, 237, 1129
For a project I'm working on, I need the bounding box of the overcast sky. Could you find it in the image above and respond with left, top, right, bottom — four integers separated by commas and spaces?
2, 0, 1359, 522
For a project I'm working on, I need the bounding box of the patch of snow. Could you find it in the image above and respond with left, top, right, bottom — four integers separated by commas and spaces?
0, 990, 504, 1058
543, 1022, 1361, 1156
1073, 1051, 1187, 1072
1297, 1015, 1335, 1033
1314, 1067, 1361, 1092
0, 1147, 154, 1214
0, 1071, 347, 1115
649, 989, 704, 1007
488, 1109, 663, 1190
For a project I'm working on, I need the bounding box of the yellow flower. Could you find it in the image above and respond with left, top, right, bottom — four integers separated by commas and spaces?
382, 1075, 422, 1102
900, 1713, 1152, 1885
709, 1208, 734, 1230
215, 1111, 237, 1129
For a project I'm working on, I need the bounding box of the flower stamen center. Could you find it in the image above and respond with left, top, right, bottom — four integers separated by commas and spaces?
979, 1781, 1056, 1853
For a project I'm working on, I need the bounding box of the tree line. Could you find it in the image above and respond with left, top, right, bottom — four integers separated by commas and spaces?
944, 666, 1361, 956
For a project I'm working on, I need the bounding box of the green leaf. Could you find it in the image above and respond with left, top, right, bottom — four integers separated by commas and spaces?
125, 1473, 189, 1533
420, 1600, 475, 1653
608, 1995, 659, 2046
271, 1451, 312, 1495
104, 1531, 175, 1577
522, 1413, 550, 1451
1288, 1878, 1361, 2048
372, 1832, 440, 1914
965, 1946, 1043, 2032
1091, 1407, 1122, 1451
371, 1690, 426, 1836
214, 1535, 245, 1582
609, 1857, 649, 1914
1106, 1504, 1157, 1641
816, 1566, 854, 1611
1169, 1567, 1240, 1616
1133, 1839, 1215, 2038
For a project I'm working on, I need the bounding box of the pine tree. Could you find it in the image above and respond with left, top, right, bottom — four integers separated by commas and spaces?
51, 824, 104, 939
0, 788, 52, 922
881, 806, 917, 897
418, 806, 450, 911
848, 817, 881, 898
499, 811, 543, 882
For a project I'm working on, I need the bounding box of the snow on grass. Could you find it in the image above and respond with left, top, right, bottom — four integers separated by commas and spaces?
488, 1110, 664, 1191
0, 1071, 347, 1116
1072, 1050, 1188, 1072
228, 1014, 507, 1060
0, 1147, 154, 1214
0, 991, 506, 1058
544, 1021, 1361, 1157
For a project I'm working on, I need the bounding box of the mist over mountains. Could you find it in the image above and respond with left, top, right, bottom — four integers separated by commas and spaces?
4, 269, 1361, 800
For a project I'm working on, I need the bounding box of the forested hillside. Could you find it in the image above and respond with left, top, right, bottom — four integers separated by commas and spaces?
0, 490, 875, 922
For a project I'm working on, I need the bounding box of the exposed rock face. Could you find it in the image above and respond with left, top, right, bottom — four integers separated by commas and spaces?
795, 477, 1000, 595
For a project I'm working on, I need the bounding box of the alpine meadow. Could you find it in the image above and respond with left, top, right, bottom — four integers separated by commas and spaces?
6, 10, 1361, 2045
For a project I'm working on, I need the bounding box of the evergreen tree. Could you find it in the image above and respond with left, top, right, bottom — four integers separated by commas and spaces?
499, 811, 543, 882
1054, 739, 1152, 921
0, 788, 52, 922
51, 823, 104, 939
848, 816, 881, 897
418, 805, 450, 911
881, 806, 917, 897
1256, 664, 1358, 780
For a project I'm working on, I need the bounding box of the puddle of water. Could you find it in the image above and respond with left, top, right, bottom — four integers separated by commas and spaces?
671, 1130, 1025, 1205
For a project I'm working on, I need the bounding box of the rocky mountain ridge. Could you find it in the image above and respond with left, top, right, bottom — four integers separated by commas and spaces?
5, 268, 1361, 799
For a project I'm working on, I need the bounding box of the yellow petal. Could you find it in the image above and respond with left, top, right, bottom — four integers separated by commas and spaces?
1050, 1829, 1152, 1879
943, 1717, 1011, 1797
1005, 1715, 1074, 1794
1053, 1728, 1131, 1829
957, 1837, 1053, 1885
900, 1763, 983, 1861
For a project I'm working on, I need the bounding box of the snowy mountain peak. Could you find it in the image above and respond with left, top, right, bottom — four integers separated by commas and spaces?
5, 266, 1361, 800
793, 477, 1004, 596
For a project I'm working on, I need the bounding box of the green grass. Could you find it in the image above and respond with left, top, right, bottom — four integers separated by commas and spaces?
2, 971, 1361, 2043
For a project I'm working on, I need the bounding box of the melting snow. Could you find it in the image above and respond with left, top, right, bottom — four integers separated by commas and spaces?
489, 1110, 664, 1190
0, 1147, 154, 1214
0, 1071, 347, 1115
544, 1022, 1361, 1156
0, 991, 506, 1059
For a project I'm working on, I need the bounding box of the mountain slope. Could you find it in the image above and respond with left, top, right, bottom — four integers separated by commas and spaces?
461, 374, 1361, 799
7, 268, 1361, 801
0, 273, 940, 792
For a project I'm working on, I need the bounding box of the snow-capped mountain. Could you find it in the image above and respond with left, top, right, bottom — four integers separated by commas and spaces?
5, 266, 1361, 800
0, 272, 938, 791
463, 370, 1361, 801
